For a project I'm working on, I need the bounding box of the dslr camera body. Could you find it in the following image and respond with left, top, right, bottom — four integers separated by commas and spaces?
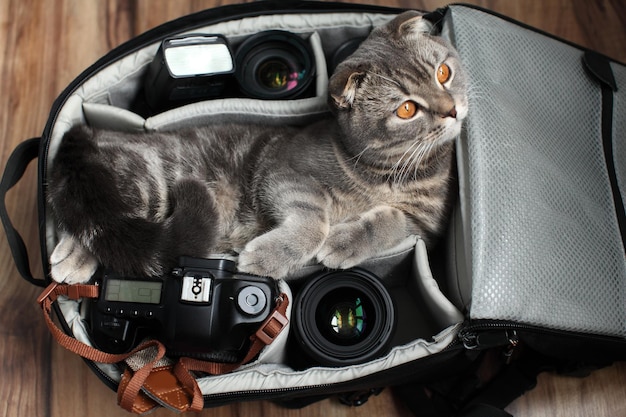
88, 257, 278, 362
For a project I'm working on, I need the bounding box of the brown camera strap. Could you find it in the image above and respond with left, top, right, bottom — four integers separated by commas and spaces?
37, 282, 289, 414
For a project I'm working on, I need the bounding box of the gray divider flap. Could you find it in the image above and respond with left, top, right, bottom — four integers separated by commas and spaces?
444, 6, 626, 337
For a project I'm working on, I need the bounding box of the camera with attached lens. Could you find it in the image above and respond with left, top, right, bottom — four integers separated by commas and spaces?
142, 30, 316, 112
87, 257, 279, 362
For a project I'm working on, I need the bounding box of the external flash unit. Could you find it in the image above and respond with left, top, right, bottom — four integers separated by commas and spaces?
144, 34, 235, 111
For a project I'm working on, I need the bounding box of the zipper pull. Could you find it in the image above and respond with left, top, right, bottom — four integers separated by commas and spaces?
503, 331, 520, 364
461, 329, 518, 351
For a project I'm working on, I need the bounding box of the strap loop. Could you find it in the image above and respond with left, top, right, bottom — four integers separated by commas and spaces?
256, 308, 290, 344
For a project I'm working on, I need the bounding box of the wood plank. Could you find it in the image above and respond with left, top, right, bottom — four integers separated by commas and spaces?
0, 1, 624, 417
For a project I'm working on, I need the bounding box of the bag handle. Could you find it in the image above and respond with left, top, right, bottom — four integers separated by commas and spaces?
0, 137, 47, 287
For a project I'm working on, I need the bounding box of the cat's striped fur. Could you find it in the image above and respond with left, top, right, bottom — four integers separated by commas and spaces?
47, 11, 468, 283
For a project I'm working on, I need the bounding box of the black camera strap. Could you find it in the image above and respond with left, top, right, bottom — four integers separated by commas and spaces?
37, 282, 289, 414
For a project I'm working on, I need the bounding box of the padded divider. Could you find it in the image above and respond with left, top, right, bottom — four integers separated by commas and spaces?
145, 96, 328, 132
413, 239, 464, 329
82, 31, 329, 132
83, 103, 146, 132
197, 323, 461, 396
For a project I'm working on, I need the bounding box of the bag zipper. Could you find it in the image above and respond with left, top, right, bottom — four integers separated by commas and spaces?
459, 319, 626, 352
198, 343, 465, 407
459, 321, 521, 350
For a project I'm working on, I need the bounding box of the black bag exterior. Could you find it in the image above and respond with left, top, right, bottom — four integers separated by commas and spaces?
1, 2, 625, 416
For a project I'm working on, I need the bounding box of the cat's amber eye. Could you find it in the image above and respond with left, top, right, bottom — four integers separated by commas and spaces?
437, 63, 451, 84
396, 101, 418, 119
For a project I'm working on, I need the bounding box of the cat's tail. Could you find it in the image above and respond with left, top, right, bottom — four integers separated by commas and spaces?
47, 125, 217, 279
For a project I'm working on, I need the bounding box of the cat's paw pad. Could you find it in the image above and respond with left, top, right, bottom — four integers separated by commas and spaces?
50, 235, 98, 284
238, 233, 302, 279
316, 224, 370, 270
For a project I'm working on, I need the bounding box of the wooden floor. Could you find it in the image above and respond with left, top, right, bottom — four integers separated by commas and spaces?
1, 0, 625, 416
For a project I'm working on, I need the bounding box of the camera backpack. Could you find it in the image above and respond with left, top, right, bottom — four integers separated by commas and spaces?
1, 1, 625, 416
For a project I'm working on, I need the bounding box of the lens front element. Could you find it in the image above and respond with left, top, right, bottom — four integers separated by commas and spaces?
318, 289, 369, 345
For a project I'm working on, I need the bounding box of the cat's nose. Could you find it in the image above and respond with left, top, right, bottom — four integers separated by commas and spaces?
441, 106, 457, 119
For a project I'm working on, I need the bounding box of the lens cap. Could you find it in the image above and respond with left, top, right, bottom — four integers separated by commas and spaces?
292, 269, 395, 367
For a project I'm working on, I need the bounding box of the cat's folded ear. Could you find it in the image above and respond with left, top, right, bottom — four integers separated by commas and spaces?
328, 65, 366, 111
390, 10, 433, 38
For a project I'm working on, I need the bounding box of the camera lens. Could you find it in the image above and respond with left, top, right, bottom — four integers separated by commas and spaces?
292, 269, 395, 367
235, 31, 315, 100
316, 288, 369, 344
329, 37, 366, 73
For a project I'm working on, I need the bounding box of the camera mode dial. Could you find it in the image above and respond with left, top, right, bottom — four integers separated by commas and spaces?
237, 286, 267, 316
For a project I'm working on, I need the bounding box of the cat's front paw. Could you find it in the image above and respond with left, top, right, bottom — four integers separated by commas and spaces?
50, 234, 99, 284
238, 230, 313, 279
316, 223, 372, 270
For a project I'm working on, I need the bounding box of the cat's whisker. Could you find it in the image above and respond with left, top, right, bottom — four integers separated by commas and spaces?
465, 82, 491, 108
404, 144, 426, 183
390, 140, 421, 183
402, 144, 425, 182
411, 140, 436, 180
349, 145, 372, 169
397, 140, 430, 184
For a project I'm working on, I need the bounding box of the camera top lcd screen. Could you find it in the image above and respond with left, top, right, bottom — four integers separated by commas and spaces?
104, 279, 163, 305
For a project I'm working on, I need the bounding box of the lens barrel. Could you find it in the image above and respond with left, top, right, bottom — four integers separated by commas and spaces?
292, 269, 395, 367
235, 30, 315, 100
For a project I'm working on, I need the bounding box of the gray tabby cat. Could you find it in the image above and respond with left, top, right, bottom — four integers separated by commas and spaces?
47, 11, 468, 284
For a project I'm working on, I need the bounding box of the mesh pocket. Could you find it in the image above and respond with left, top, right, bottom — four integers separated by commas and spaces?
446, 6, 626, 337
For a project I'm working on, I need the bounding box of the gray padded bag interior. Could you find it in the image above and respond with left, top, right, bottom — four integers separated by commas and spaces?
444, 6, 626, 337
